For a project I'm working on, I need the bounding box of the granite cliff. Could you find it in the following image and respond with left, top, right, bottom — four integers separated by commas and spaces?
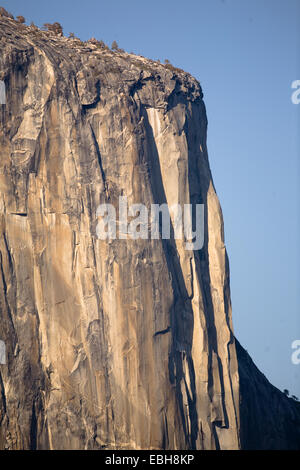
0, 16, 299, 450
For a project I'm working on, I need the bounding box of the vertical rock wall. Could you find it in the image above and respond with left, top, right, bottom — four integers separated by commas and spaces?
0, 17, 299, 450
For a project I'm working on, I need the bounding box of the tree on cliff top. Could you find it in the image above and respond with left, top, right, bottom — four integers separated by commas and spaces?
0, 6, 14, 19
43, 22, 63, 36
16, 15, 25, 24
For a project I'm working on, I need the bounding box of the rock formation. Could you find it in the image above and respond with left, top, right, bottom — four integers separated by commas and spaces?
0, 16, 299, 450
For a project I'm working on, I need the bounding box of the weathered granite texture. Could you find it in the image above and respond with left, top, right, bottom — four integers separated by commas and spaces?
0, 16, 299, 450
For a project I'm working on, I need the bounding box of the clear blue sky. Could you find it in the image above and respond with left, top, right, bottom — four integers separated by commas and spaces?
2, 0, 299, 396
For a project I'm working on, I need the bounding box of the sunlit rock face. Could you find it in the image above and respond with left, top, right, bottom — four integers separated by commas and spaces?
0, 17, 299, 450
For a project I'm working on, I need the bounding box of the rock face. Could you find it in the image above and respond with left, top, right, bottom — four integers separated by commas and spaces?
236, 340, 300, 450
0, 17, 299, 450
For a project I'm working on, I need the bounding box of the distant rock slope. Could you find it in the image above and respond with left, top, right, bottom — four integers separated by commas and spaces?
236, 340, 300, 450
0, 16, 299, 450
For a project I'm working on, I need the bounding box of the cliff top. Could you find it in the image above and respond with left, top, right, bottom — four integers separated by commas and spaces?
0, 15, 202, 106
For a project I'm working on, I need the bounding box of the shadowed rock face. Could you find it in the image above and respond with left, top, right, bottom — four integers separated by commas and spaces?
236, 340, 300, 450
0, 17, 299, 450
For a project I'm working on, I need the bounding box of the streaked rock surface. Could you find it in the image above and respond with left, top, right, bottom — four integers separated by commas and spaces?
0, 17, 299, 450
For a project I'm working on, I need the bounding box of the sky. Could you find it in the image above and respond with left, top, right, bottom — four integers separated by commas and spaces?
1, 0, 299, 396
